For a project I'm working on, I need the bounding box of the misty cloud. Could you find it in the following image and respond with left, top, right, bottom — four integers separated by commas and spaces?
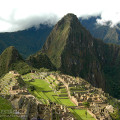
0, 0, 120, 32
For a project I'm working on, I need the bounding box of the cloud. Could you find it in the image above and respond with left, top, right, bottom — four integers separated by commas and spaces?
0, 0, 120, 32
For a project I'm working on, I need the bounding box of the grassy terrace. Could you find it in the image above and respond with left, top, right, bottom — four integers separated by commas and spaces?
0, 73, 22, 120
23, 73, 95, 120
0, 73, 16, 94
0, 96, 21, 120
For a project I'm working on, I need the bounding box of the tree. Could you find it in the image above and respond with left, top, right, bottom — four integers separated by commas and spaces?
55, 85, 60, 91
30, 85, 36, 91
83, 102, 90, 118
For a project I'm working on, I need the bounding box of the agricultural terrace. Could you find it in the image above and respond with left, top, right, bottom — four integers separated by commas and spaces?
22, 73, 95, 120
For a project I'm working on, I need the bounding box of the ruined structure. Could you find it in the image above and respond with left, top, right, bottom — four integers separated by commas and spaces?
47, 73, 113, 120
0, 71, 75, 120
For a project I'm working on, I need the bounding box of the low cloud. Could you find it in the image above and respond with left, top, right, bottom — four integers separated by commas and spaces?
0, 0, 120, 32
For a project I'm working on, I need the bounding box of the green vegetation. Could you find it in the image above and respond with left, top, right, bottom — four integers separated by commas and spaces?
0, 73, 25, 94
0, 96, 21, 120
0, 25, 52, 58
0, 46, 55, 77
42, 14, 73, 68
1, 13, 120, 119
29, 85, 36, 91
27, 52, 56, 71
82, 102, 90, 109
23, 73, 95, 120
70, 109, 95, 120
82, 102, 90, 118
110, 109, 120, 120
10, 61, 31, 75
38, 67, 50, 72
41, 13, 120, 99
107, 96, 120, 119
80, 16, 120, 44
25, 77, 73, 105
0, 46, 31, 77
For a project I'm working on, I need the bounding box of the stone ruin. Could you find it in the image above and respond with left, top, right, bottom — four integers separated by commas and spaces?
49, 73, 113, 120
0, 71, 76, 120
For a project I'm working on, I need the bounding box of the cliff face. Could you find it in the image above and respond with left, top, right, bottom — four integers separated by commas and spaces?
41, 13, 120, 98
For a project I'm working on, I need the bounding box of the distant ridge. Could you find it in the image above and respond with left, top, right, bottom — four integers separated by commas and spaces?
79, 16, 120, 44
0, 25, 52, 58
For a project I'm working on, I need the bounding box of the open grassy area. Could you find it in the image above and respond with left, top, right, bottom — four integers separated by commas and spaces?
23, 73, 95, 120
0, 96, 21, 120
25, 78, 74, 106
71, 109, 95, 120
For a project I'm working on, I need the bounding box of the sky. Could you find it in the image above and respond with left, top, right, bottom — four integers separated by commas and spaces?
0, 0, 120, 32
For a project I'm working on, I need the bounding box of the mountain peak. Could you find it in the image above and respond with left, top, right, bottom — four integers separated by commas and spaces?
42, 13, 93, 68
0, 46, 25, 76
63, 13, 78, 21
5, 46, 16, 52
56, 13, 80, 29
1, 46, 23, 62
41, 13, 107, 91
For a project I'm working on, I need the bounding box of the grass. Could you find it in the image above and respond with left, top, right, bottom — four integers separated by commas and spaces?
0, 73, 22, 120
25, 78, 72, 106
0, 96, 21, 120
23, 73, 95, 120
72, 109, 95, 120
0, 73, 16, 94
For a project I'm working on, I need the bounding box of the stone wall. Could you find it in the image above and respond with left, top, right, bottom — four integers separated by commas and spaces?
87, 109, 97, 120
70, 96, 79, 106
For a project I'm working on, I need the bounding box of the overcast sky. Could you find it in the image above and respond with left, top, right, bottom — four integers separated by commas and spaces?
0, 0, 120, 32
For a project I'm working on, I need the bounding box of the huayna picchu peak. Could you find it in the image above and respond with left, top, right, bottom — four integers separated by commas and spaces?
41, 13, 120, 99
42, 13, 94, 69
42, 13, 104, 88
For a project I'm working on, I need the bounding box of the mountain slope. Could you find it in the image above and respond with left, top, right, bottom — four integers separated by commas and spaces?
0, 46, 31, 76
0, 25, 52, 58
41, 13, 120, 98
79, 16, 120, 44
42, 14, 105, 88
27, 52, 56, 70
42, 14, 73, 68
1, 15, 120, 59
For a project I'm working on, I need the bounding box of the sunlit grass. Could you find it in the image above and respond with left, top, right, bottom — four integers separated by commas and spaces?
23, 73, 95, 120
0, 96, 21, 120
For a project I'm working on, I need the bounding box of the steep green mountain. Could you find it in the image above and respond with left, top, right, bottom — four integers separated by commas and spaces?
0, 46, 31, 76
41, 13, 120, 98
0, 25, 52, 58
79, 16, 120, 44
27, 52, 56, 70
42, 13, 105, 88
